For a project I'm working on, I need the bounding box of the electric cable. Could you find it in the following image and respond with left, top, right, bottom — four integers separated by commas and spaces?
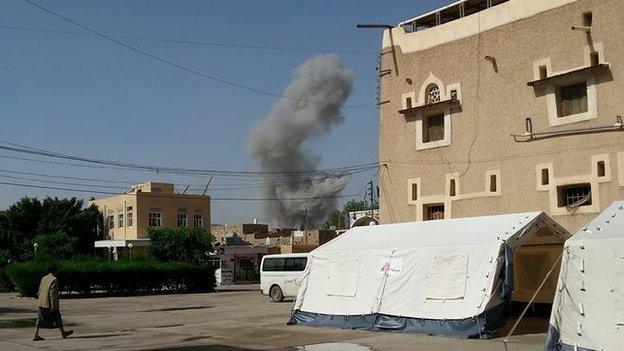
20, 0, 375, 110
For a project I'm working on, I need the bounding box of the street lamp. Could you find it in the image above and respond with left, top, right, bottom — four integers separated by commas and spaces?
128, 243, 134, 261
33, 242, 38, 255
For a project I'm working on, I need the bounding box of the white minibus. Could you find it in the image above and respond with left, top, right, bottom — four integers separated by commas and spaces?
260, 253, 308, 302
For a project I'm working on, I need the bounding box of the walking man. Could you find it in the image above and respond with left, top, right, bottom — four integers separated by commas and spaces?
33, 263, 73, 341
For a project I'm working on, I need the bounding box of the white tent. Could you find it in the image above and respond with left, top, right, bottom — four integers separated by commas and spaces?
546, 201, 624, 351
289, 211, 569, 338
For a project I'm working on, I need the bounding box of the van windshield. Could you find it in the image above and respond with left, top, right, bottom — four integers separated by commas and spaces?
262, 257, 307, 272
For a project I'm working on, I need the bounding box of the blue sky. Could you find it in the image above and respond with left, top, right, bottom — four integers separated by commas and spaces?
0, 0, 448, 225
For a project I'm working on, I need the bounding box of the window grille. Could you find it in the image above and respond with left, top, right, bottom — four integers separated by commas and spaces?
557, 184, 592, 208
426, 84, 441, 104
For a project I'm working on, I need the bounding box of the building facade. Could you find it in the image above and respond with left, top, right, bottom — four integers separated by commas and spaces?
378, 0, 624, 232
212, 224, 337, 248
211, 223, 269, 245
90, 182, 211, 242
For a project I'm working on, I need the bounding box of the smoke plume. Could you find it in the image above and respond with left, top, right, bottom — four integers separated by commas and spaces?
247, 54, 355, 227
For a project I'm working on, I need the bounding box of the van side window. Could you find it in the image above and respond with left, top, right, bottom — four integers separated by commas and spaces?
262, 257, 307, 272
284, 257, 307, 271
263, 258, 284, 271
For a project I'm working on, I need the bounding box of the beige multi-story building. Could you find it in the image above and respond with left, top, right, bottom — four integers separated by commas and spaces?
378, 0, 624, 232
90, 182, 210, 250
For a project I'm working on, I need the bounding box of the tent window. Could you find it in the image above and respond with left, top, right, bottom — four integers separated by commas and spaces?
326, 257, 360, 297
426, 250, 468, 300
424, 204, 445, 221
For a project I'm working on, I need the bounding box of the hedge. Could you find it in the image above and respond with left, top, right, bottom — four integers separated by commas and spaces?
0, 266, 12, 292
4, 259, 216, 297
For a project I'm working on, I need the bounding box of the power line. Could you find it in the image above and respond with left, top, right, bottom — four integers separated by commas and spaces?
19, 0, 375, 110
0, 173, 127, 190
0, 167, 377, 192
0, 139, 379, 178
0, 24, 377, 55
0, 180, 358, 202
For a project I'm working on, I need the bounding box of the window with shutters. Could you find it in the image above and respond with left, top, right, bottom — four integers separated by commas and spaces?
423, 113, 445, 143
556, 82, 588, 117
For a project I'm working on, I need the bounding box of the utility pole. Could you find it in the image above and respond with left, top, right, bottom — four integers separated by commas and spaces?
367, 180, 375, 217
304, 202, 308, 231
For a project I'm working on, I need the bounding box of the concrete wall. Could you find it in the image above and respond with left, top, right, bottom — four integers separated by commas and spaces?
378, 0, 624, 232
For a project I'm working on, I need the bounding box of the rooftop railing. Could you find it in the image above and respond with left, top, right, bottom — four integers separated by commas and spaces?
399, 0, 511, 33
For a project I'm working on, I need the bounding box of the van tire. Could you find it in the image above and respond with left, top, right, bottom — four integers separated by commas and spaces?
269, 285, 284, 302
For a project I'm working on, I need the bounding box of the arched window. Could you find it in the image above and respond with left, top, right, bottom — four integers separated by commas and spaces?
425, 84, 441, 104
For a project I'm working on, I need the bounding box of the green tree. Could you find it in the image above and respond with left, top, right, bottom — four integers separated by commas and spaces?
0, 197, 101, 264
33, 231, 77, 261
343, 200, 368, 212
148, 227, 214, 264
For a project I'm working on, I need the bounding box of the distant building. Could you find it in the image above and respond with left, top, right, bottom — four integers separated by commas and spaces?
378, 0, 624, 232
212, 224, 336, 248
211, 223, 269, 245
90, 182, 210, 253
212, 224, 337, 285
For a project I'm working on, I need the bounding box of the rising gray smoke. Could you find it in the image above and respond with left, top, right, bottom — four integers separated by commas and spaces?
247, 54, 355, 227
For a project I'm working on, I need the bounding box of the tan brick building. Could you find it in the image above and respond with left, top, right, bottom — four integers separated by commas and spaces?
90, 182, 210, 249
378, 0, 624, 232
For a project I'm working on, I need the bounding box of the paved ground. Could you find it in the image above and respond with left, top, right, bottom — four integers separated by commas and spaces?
0, 285, 548, 351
